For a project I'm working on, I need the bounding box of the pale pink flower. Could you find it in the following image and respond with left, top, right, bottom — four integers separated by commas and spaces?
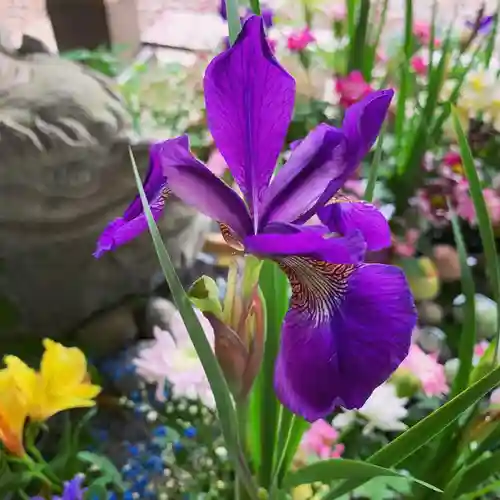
411, 55, 427, 76
134, 310, 215, 408
455, 182, 500, 226
399, 344, 449, 397
393, 229, 420, 258
287, 28, 315, 52
475, 341, 489, 358
206, 149, 228, 177
335, 71, 373, 108
300, 420, 344, 460
413, 21, 441, 46
490, 387, 500, 406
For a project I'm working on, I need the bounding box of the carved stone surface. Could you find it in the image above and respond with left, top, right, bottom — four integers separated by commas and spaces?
0, 34, 210, 347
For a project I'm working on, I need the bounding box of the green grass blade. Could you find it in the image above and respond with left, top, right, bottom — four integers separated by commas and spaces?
347, 0, 370, 77
129, 149, 257, 497
257, 261, 290, 488
485, 0, 500, 67
226, 0, 242, 45
450, 208, 476, 397
284, 459, 441, 493
249, 0, 261, 15
324, 363, 500, 498
275, 414, 309, 486
365, 120, 387, 202
452, 108, 500, 362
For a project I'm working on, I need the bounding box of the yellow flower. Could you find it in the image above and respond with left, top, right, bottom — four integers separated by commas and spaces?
5, 339, 101, 422
0, 368, 28, 456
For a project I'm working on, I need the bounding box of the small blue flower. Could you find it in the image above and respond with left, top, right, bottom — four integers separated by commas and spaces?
183, 427, 197, 438
153, 425, 167, 437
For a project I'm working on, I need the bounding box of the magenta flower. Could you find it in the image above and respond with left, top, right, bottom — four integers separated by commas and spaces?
335, 71, 373, 108
287, 28, 316, 52
93, 141, 169, 257
97, 17, 416, 421
411, 55, 427, 76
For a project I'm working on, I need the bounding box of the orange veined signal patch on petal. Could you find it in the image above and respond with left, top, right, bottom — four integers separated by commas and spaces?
278, 256, 356, 323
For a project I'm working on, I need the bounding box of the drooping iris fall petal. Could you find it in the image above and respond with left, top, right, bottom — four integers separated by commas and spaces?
204, 16, 296, 224
275, 261, 416, 421
94, 141, 169, 258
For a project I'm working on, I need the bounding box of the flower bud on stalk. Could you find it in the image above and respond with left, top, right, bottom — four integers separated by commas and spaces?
189, 256, 264, 401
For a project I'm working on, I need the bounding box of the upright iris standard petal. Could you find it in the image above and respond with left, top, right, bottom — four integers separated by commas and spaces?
315, 90, 394, 210
160, 136, 253, 239
94, 142, 169, 258
318, 199, 392, 251
258, 125, 346, 227
204, 16, 296, 221
274, 261, 416, 421
342, 89, 394, 168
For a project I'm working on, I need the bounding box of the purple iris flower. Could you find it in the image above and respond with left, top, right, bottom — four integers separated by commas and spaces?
94, 141, 169, 258
32, 474, 86, 500
466, 14, 495, 33
219, 0, 274, 28
94, 16, 416, 421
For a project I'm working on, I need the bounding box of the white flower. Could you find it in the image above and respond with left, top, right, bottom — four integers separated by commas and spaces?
134, 309, 215, 409
333, 383, 408, 434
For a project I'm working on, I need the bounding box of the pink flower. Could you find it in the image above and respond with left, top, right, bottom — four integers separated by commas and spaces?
399, 344, 449, 397
335, 71, 373, 108
413, 21, 441, 46
411, 55, 427, 76
206, 149, 228, 176
287, 28, 315, 52
439, 151, 464, 181
454, 181, 476, 224
134, 310, 216, 408
300, 420, 344, 460
393, 228, 420, 258
491, 388, 500, 406
474, 340, 489, 359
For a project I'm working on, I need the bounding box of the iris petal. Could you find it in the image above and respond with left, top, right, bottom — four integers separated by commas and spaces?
318, 199, 392, 251
204, 16, 295, 221
245, 227, 366, 264
316, 89, 394, 209
274, 260, 416, 421
160, 136, 253, 239
258, 124, 346, 227
94, 143, 169, 258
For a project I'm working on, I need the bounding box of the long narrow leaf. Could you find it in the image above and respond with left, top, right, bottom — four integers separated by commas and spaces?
226, 0, 242, 45
129, 149, 257, 497
485, 0, 500, 67
284, 459, 440, 492
452, 108, 500, 361
249, 0, 261, 15
450, 209, 476, 396
365, 121, 387, 202
257, 261, 290, 488
325, 363, 500, 498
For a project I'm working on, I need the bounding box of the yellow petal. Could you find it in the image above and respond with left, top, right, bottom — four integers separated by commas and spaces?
29, 340, 101, 421
41, 339, 88, 390
4, 356, 38, 403
0, 369, 27, 456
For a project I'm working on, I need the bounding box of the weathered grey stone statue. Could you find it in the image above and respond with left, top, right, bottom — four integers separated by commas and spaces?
0, 32, 210, 353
